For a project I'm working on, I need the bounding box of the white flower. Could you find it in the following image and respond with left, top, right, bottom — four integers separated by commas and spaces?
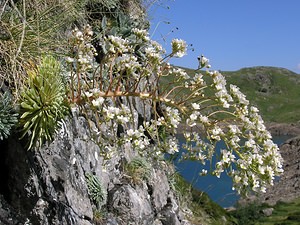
84, 91, 93, 98
75, 31, 83, 40
245, 139, 255, 149
234, 175, 241, 184
198, 55, 211, 68
165, 107, 181, 129
260, 186, 266, 193
200, 169, 208, 176
95, 151, 98, 161
126, 129, 135, 137
132, 28, 150, 41
134, 139, 145, 149
258, 165, 265, 174
186, 118, 196, 127
66, 57, 74, 63
171, 68, 190, 80
230, 84, 249, 105
107, 35, 129, 53
192, 73, 205, 86
105, 106, 120, 119
228, 125, 240, 135
117, 115, 129, 124
171, 39, 187, 58
221, 149, 235, 164
237, 159, 247, 170
192, 103, 200, 110
199, 115, 209, 124
190, 113, 198, 121
92, 97, 104, 107
72, 157, 76, 165
210, 126, 223, 141
250, 106, 259, 113
132, 28, 148, 36
167, 138, 179, 154
145, 46, 162, 62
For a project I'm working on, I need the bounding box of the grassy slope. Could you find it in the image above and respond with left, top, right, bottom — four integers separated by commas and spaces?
229, 198, 300, 225
223, 67, 300, 123
182, 66, 300, 123
171, 173, 237, 225
257, 198, 300, 225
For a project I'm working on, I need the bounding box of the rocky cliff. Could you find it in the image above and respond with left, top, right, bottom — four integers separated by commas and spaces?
0, 109, 191, 225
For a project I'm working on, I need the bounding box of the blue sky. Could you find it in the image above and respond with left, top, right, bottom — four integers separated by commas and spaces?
148, 1, 300, 73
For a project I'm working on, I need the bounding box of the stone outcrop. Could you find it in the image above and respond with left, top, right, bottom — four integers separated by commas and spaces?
266, 123, 300, 136
0, 110, 191, 225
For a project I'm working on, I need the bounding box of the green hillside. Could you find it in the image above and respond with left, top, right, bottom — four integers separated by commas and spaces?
183, 66, 300, 123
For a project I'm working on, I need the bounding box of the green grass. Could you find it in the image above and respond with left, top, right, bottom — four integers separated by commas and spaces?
255, 198, 300, 225
229, 198, 300, 225
223, 67, 300, 123
230, 201, 266, 225
170, 172, 237, 224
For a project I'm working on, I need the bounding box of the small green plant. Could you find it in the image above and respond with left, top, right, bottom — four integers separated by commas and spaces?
230, 202, 264, 225
19, 55, 68, 149
92, 208, 107, 225
168, 171, 192, 206
0, 92, 18, 140
85, 173, 107, 209
124, 157, 151, 184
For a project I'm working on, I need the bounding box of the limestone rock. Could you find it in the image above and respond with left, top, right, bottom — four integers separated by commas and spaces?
0, 111, 191, 224
262, 208, 274, 217
108, 184, 153, 224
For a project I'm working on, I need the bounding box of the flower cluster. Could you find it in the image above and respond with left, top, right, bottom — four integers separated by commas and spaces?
164, 107, 181, 130
124, 126, 151, 153
68, 25, 97, 70
107, 35, 129, 54
65, 25, 283, 195
170, 68, 190, 81
145, 41, 164, 64
132, 28, 150, 42
179, 68, 283, 194
171, 39, 187, 58
198, 55, 211, 69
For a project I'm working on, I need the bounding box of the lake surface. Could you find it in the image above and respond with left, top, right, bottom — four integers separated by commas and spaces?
173, 135, 292, 208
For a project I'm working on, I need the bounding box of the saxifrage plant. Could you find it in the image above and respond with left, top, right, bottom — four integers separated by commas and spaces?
66, 25, 283, 196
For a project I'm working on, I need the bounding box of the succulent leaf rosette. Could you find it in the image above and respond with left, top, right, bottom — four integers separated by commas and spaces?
19, 55, 68, 150
0, 92, 18, 140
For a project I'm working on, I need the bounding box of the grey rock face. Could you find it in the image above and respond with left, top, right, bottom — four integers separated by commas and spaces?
0, 110, 190, 224
152, 169, 170, 211
0, 194, 27, 225
262, 208, 274, 217
109, 184, 153, 224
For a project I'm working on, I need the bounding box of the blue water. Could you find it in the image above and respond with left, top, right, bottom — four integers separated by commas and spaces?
173, 135, 292, 208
